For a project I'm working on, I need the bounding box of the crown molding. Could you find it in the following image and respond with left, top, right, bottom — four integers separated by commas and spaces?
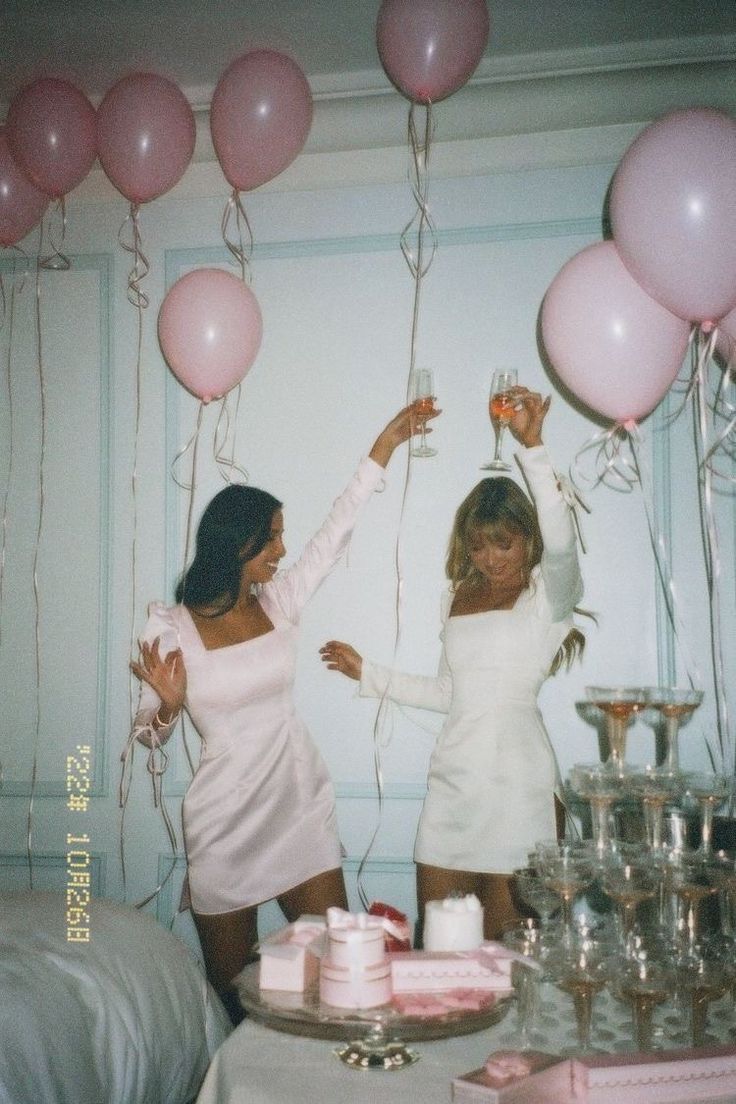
37, 32, 736, 204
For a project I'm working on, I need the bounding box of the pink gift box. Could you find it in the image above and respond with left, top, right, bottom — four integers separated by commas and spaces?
258, 916, 326, 992
389, 950, 515, 993
452, 1050, 571, 1103
571, 1044, 736, 1103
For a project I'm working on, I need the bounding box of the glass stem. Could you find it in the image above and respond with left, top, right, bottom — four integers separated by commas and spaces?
643, 800, 664, 852
663, 716, 680, 771
700, 801, 715, 855
573, 990, 593, 1051
493, 423, 506, 462
606, 717, 627, 766
590, 798, 612, 853
631, 995, 656, 1051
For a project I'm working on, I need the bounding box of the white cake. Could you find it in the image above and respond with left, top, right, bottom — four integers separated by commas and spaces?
423, 894, 484, 951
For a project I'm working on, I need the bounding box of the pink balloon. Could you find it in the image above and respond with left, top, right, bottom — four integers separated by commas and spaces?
611, 108, 736, 324
210, 50, 312, 192
376, 0, 489, 104
158, 269, 263, 402
541, 242, 691, 423
0, 127, 49, 248
6, 78, 96, 198
97, 73, 195, 205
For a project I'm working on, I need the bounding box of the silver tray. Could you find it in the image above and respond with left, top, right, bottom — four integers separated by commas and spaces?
235, 962, 513, 1042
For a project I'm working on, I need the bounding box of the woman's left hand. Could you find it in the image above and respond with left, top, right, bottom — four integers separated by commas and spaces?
506, 387, 551, 448
368, 400, 441, 468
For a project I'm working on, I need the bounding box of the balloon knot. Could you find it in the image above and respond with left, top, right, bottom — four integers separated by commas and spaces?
701, 320, 715, 333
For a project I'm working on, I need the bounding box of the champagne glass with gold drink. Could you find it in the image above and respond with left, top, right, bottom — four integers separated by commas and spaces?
482, 369, 517, 470
409, 368, 437, 457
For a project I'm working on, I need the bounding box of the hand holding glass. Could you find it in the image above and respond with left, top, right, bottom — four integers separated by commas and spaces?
482, 369, 517, 470
409, 369, 437, 458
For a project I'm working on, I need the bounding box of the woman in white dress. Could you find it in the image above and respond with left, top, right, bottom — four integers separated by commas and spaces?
130, 402, 435, 1020
320, 387, 585, 941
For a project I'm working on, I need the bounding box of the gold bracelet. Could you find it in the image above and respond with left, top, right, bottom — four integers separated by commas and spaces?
154, 707, 180, 729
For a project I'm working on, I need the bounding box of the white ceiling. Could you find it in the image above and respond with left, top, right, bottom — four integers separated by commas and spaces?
3, 0, 736, 107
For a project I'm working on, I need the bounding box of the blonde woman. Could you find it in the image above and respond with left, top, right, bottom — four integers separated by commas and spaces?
321, 388, 585, 941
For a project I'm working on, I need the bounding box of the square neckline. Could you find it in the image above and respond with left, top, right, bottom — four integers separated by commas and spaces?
181, 603, 276, 652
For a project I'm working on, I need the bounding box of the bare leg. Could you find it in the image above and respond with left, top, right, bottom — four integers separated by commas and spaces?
192, 904, 259, 1026
555, 795, 566, 840
476, 873, 523, 940
277, 866, 348, 921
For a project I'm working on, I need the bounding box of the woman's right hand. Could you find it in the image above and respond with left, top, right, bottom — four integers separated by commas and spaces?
130, 635, 187, 718
319, 640, 363, 681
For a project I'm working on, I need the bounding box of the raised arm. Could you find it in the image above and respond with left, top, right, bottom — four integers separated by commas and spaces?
506, 387, 583, 621
266, 401, 440, 620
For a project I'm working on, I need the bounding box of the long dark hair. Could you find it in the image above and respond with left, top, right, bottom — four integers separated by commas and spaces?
446, 476, 585, 673
175, 484, 282, 616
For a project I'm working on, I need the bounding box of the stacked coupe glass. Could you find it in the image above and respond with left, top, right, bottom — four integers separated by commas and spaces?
505, 686, 736, 1056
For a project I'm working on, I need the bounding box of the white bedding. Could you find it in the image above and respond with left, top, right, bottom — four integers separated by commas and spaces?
0, 890, 232, 1104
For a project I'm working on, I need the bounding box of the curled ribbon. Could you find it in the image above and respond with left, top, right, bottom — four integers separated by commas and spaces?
221, 187, 253, 285
39, 198, 71, 272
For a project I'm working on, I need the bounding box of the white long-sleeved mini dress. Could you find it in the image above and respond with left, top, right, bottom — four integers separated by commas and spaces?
359, 446, 584, 875
132, 458, 384, 915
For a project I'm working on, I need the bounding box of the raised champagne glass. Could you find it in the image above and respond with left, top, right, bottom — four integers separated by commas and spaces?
585, 686, 648, 768
481, 369, 517, 470
645, 687, 703, 773
409, 368, 437, 458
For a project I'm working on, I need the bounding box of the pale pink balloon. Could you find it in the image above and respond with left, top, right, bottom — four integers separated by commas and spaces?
97, 73, 195, 205
611, 108, 736, 324
541, 242, 691, 424
210, 50, 312, 192
0, 127, 49, 247
6, 78, 96, 198
376, 0, 490, 104
158, 269, 263, 402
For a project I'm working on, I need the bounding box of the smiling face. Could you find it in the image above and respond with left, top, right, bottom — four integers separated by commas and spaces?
467, 524, 529, 591
240, 509, 286, 587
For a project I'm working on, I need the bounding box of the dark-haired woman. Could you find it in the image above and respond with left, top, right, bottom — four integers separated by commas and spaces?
321, 388, 585, 941
130, 403, 434, 1019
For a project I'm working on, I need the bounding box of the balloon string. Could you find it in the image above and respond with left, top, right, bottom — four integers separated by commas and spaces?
120, 204, 148, 899
118, 203, 150, 309
213, 386, 249, 484
39, 198, 70, 272
221, 188, 253, 285
570, 423, 639, 494
27, 231, 49, 888
356, 103, 437, 911
0, 275, 18, 656
700, 326, 736, 482
627, 423, 705, 698
178, 403, 206, 782
692, 333, 733, 781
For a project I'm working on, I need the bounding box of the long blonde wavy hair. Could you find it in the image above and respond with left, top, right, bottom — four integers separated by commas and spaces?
446, 476, 586, 674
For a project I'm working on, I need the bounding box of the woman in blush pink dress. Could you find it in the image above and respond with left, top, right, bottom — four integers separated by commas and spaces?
130, 401, 437, 1021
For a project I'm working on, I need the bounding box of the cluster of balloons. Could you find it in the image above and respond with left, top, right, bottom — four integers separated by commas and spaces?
542, 107, 736, 424
0, 74, 196, 248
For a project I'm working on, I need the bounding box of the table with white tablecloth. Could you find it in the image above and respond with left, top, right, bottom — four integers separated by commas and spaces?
195, 980, 736, 1104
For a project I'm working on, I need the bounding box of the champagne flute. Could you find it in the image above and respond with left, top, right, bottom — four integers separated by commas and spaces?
482, 369, 517, 470
409, 368, 437, 458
